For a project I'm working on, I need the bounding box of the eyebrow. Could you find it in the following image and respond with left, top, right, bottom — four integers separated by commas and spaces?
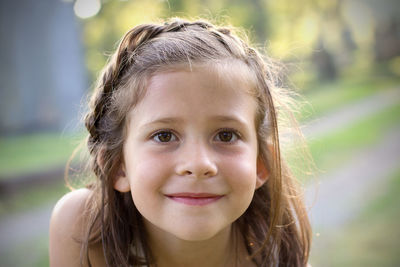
140, 115, 249, 129
138, 117, 183, 130
211, 115, 249, 125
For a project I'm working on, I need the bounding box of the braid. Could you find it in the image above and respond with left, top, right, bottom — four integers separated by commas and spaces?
84, 20, 226, 149
84, 23, 170, 151
79, 18, 310, 267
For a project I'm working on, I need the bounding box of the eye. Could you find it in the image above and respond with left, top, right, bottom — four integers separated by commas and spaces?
215, 129, 239, 143
152, 130, 177, 143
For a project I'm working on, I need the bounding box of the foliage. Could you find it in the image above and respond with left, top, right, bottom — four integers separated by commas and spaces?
77, 0, 396, 85
80, 0, 269, 83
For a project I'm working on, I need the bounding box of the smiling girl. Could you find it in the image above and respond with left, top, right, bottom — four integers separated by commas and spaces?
49, 18, 311, 266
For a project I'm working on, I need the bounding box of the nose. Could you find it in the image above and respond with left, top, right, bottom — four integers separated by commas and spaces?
175, 140, 218, 178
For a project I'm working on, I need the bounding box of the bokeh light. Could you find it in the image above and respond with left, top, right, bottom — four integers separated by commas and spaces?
73, 0, 101, 19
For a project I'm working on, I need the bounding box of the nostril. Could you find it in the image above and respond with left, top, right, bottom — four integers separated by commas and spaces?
175, 151, 218, 177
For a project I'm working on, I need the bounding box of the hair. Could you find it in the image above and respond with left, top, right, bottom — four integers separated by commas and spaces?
78, 18, 311, 266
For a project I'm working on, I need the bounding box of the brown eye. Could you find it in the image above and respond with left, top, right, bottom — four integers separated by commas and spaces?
216, 130, 238, 142
153, 131, 176, 143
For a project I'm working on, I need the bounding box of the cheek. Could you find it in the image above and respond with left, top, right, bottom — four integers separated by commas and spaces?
221, 151, 258, 191
219, 151, 258, 221
125, 150, 171, 195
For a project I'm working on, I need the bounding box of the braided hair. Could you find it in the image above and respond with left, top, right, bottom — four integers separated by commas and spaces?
81, 18, 311, 266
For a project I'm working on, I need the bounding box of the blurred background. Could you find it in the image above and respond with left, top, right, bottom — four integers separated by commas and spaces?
0, 0, 399, 266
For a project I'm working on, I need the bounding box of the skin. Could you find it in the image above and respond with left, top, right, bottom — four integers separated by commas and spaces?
49, 64, 268, 267
115, 65, 268, 266
49, 188, 106, 267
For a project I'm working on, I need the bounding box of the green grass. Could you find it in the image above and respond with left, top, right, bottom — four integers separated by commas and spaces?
298, 75, 400, 122
310, 102, 400, 173
310, 168, 400, 266
0, 132, 85, 178
287, 102, 400, 181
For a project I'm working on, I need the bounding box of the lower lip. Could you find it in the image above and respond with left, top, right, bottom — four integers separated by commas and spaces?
167, 196, 223, 206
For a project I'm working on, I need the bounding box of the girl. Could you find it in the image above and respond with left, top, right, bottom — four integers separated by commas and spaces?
49, 18, 311, 266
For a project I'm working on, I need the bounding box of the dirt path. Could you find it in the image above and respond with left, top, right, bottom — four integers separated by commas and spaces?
303, 88, 400, 229
0, 203, 53, 254
306, 125, 400, 230
0, 203, 53, 267
302, 88, 400, 139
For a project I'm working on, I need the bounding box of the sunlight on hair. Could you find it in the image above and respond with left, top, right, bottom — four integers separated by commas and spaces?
73, 0, 101, 19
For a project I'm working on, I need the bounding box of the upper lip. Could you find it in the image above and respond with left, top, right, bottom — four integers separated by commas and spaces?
165, 192, 223, 198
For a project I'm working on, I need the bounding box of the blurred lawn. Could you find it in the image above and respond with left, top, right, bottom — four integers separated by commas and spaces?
287, 102, 400, 181
308, 102, 400, 176
310, 168, 400, 266
0, 132, 85, 178
297, 74, 400, 122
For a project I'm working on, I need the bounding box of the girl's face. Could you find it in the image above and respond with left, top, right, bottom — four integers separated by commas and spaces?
115, 64, 268, 242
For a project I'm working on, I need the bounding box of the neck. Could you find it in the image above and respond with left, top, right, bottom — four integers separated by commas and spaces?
146, 224, 247, 267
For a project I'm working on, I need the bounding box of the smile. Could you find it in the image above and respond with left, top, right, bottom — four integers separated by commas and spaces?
165, 193, 224, 206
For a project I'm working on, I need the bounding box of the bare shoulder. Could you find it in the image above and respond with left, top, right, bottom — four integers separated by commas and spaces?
52, 187, 91, 218
49, 188, 92, 267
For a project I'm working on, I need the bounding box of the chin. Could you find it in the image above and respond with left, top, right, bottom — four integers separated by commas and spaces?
167, 223, 231, 242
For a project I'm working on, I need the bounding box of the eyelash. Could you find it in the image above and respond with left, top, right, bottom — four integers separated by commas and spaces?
151, 129, 178, 143
150, 128, 241, 143
214, 128, 241, 143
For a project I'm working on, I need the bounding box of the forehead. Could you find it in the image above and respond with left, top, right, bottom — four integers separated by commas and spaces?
151, 60, 257, 97
128, 61, 258, 124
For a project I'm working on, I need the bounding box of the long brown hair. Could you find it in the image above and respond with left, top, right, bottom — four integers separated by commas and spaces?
79, 18, 311, 266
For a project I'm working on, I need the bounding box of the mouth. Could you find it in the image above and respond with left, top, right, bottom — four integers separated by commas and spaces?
165, 193, 224, 206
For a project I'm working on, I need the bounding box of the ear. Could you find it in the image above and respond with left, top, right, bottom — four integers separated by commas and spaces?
256, 156, 269, 189
113, 166, 130, 193
96, 148, 131, 192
